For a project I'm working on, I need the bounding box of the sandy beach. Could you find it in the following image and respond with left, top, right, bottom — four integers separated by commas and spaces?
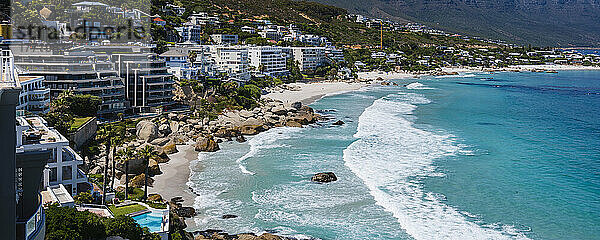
149, 144, 197, 208
264, 81, 368, 105
357, 71, 416, 80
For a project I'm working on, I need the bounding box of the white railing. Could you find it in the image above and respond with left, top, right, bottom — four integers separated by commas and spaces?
0, 50, 21, 88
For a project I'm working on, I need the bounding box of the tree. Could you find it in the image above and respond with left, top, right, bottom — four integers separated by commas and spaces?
137, 145, 157, 202
74, 192, 93, 204
117, 147, 135, 200
50, 91, 101, 117
45, 205, 106, 240
97, 125, 115, 205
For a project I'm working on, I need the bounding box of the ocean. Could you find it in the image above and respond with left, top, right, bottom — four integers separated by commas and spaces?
186, 71, 600, 240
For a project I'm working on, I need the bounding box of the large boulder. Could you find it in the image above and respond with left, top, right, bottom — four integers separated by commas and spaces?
130, 173, 154, 188
285, 120, 302, 128
173, 206, 196, 218
148, 159, 161, 176
150, 137, 170, 146
291, 101, 302, 109
195, 136, 220, 152
161, 142, 178, 155
136, 121, 158, 141
271, 105, 287, 115
158, 124, 171, 135
311, 172, 337, 183
240, 125, 265, 135
332, 120, 345, 126
170, 121, 180, 133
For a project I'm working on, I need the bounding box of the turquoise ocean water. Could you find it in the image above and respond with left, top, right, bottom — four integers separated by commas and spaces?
186, 71, 600, 240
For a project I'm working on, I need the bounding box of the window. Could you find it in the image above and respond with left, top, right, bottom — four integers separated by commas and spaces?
62, 166, 72, 180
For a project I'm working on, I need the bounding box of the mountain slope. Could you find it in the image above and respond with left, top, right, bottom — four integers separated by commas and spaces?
311, 0, 600, 47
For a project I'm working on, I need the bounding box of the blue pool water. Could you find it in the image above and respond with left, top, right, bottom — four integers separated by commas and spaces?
187, 71, 600, 239
132, 212, 163, 233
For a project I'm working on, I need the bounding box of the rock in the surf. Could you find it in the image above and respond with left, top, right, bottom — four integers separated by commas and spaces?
195, 135, 220, 152
332, 120, 345, 126
311, 172, 337, 183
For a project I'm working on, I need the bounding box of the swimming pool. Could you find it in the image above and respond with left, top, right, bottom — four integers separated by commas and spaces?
132, 212, 164, 233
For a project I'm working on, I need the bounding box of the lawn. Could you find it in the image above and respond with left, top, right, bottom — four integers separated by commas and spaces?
109, 203, 147, 216
70, 117, 93, 132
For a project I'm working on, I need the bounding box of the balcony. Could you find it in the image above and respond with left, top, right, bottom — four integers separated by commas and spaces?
16, 199, 45, 240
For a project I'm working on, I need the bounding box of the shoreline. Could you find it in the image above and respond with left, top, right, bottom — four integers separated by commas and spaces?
148, 144, 198, 228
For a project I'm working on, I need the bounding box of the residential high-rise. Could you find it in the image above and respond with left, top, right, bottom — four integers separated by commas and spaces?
13, 53, 129, 118
248, 46, 288, 76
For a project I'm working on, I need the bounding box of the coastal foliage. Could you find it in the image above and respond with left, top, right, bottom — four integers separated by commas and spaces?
42, 91, 101, 135
45, 205, 160, 240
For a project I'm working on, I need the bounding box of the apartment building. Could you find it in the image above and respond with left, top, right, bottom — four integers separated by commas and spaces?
291, 47, 325, 72
210, 34, 238, 45
16, 76, 50, 114
248, 46, 288, 76
113, 52, 176, 112
16, 116, 89, 196
176, 24, 202, 43
159, 48, 198, 80
209, 45, 250, 81
13, 54, 128, 117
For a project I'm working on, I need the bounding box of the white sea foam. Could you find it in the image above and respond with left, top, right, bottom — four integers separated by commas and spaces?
406, 82, 435, 90
343, 93, 530, 240
236, 127, 303, 175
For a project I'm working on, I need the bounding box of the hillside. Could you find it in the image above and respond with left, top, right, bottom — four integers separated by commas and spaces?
169, 0, 497, 48
311, 0, 600, 47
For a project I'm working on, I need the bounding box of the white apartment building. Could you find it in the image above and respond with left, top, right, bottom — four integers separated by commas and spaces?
16, 116, 89, 196
176, 24, 202, 43
248, 46, 288, 76
291, 47, 325, 72
325, 47, 345, 63
210, 45, 250, 81
210, 34, 238, 45
16, 76, 50, 114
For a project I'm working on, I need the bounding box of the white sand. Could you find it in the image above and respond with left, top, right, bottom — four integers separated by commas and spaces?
264, 82, 368, 105
357, 71, 416, 80
149, 144, 197, 207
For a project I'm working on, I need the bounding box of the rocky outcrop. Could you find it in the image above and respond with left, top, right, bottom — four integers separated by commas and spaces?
195, 135, 220, 152
311, 172, 338, 183
130, 173, 154, 188
136, 121, 158, 141
194, 231, 293, 240
332, 120, 345, 126
173, 206, 196, 218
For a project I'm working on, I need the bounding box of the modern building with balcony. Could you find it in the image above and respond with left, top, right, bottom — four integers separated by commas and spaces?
13, 54, 129, 117
16, 76, 50, 114
1, 49, 46, 240
16, 116, 89, 196
290, 47, 325, 72
248, 46, 288, 76
209, 45, 250, 81
113, 52, 176, 112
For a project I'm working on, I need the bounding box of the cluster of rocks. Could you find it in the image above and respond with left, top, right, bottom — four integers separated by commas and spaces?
264, 84, 302, 93
193, 230, 294, 240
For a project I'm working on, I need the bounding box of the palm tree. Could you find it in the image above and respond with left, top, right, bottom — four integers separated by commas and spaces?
137, 145, 156, 202
109, 136, 123, 192
116, 147, 135, 200
97, 125, 114, 205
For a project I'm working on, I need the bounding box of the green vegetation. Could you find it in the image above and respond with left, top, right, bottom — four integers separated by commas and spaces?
70, 117, 93, 132
42, 91, 101, 136
109, 204, 148, 216
45, 205, 159, 240
74, 192, 94, 204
